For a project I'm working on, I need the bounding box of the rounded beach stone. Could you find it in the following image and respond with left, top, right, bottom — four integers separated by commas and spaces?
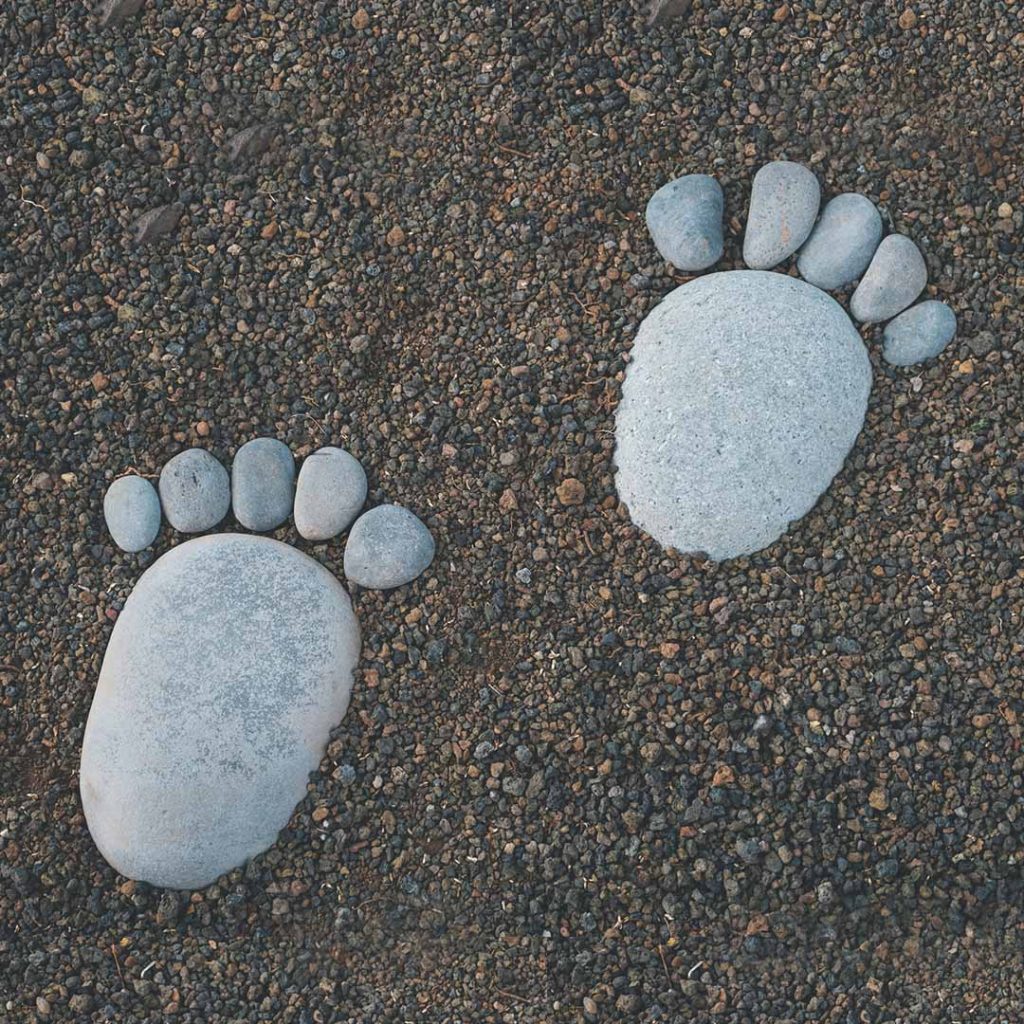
743, 161, 821, 270
103, 476, 161, 552
231, 437, 295, 532
158, 449, 230, 533
344, 504, 435, 588
645, 174, 724, 272
615, 271, 871, 560
849, 234, 927, 323
294, 447, 367, 541
882, 301, 957, 366
79, 534, 361, 889
797, 193, 883, 290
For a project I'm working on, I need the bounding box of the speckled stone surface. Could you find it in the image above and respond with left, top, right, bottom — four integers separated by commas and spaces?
294, 447, 367, 541
743, 161, 821, 270
80, 534, 361, 889
615, 271, 871, 560
645, 173, 723, 272
882, 300, 957, 366
231, 438, 295, 532
103, 475, 161, 552
344, 504, 435, 588
158, 448, 230, 534
797, 192, 883, 290
850, 234, 928, 323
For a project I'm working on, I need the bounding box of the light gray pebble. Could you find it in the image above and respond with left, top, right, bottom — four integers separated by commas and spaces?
343, 504, 435, 589
294, 447, 367, 541
797, 193, 883, 290
850, 234, 927, 323
158, 448, 230, 533
104, 475, 161, 552
882, 300, 957, 366
231, 438, 294, 532
743, 161, 821, 270
645, 174, 723, 272
132, 203, 183, 246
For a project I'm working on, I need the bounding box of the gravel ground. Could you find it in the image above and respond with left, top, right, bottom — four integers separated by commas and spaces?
3, 1, 1024, 1020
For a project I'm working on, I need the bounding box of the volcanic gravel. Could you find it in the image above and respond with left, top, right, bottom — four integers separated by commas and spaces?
2, 1, 1024, 1021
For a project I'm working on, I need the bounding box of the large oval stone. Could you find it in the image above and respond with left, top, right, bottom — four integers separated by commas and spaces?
615, 271, 871, 560
80, 534, 361, 889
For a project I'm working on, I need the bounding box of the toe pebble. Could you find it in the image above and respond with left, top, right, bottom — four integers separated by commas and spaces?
294, 447, 367, 541
344, 504, 435, 589
797, 193, 882, 290
743, 161, 821, 270
849, 234, 927, 323
104, 476, 161, 552
645, 174, 724, 272
232, 438, 295, 532
159, 449, 230, 533
882, 301, 957, 366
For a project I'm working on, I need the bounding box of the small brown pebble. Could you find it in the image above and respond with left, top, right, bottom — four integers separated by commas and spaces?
386, 225, 406, 246
91, 371, 109, 391
260, 221, 278, 240
226, 2, 243, 21
898, 7, 917, 29
773, 4, 789, 22
556, 478, 585, 505
36, 152, 51, 171
499, 489, 518, 512
196, 421, 210, 437
352, 7, 370, 29
311, 806, 329, 822
712, 764, 735, 786
869, 788, 888, 811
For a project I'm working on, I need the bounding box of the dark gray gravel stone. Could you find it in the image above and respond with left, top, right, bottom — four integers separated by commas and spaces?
882, 300, 957, 366
131, 203, 183, 246
344, 504, 435, 588
158, 449, 230, 534
224, 124, 278, 164
79, 535, 361, 889
294, 446, 367, 541
103, 475, 161, 553
850, 234, 928, 323
797, 193, 883, 290
615, 271, 870, 559
97, 0, 145, 28
231, 438, 295, 532
743, 161, 821, 270
645, 174, 723, 272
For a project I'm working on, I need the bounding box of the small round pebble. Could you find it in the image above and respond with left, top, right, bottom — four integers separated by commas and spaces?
231, 438, 295, 532
294, 447, 367, 541
882, 300, 958, 366
743, 161, 821, 270
850, 234, 928, 323
158, 449, 230, 534
343, 504, 435, 589
103, 476, 161, 552
645, 174, 724, 272
797, 193, 883, 290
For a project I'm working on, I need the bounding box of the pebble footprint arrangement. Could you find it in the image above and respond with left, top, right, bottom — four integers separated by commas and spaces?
616, 161, 957, 560
82, 441, 434, 889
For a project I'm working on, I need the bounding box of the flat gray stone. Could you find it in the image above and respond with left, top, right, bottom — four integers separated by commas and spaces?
344, 504, 435, 588
294, 447, 367, 541
615, 271, 871, 560
104, 476, 161, 552
743, 161, 820, 270
98, 0, 145, 28
80, 534, 361, 889
645, 174, 723, 272
882, 300, 957, 366
232, 438, 294, 532
224, 124, 277, 164
132, 203, 183, 246
159, 449, 230, 533
850, 234, 927, 323
797, 193, 882, 290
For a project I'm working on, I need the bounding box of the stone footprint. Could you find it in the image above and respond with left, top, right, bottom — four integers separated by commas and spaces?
83, 440, 435, 889
619, 161, 958, 560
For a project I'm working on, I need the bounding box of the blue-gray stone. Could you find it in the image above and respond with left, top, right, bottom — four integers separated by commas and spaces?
743, 161, 821, 270
103, 475, 161, 552
615, 271, 870, 560
882, 301, 957, 366
850, 234, 927, 323
344, 504, 435, 588
797, 193, 883, 290
80, 534, 361, 889
159, 448, 230, 533
645, 174, 723, 272
294, 447, 367, 541
231, 438, 294, 532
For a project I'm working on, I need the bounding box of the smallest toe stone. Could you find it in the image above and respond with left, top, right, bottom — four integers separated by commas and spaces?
344, 505, 435, 589
232, 438, 295, 532
743, 161, 821, 270
294, 447, 367, 541
645, 174, 723, 272
104, 476, 161, 552
850, 234, 927, 323
797, 193, 882, 290
882, 301, 957, 366
159, 449, 230, 533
